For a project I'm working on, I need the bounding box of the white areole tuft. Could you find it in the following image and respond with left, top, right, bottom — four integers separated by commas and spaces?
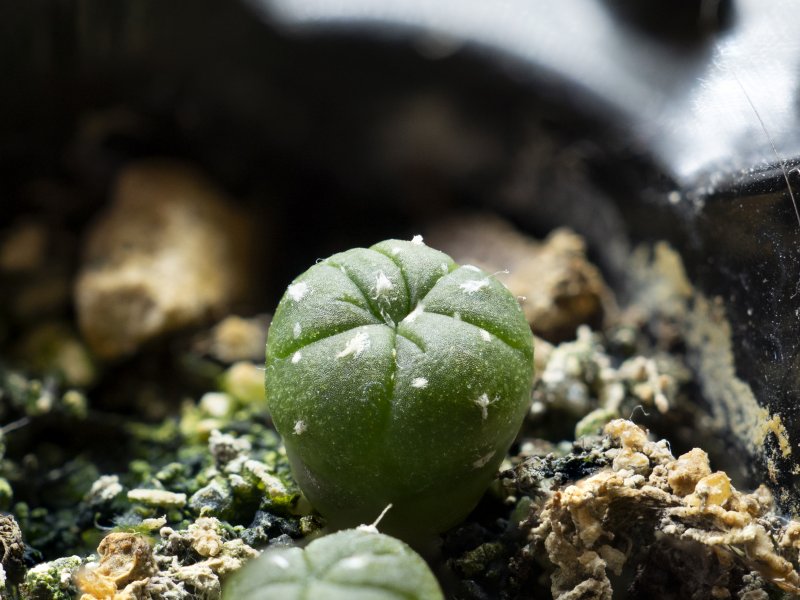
411, 377, 428, 389
375, 270, 393, 295
336, 330, 371, 359
474, 393, 493, 420
271, 555, 290, 569
287, 281, 309, 301
459, 279, 489, 294
411, 234, 424, 245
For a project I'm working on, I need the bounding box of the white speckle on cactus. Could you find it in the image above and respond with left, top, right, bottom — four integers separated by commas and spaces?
375, 270, 393, 296
271, 554, 291, 568
459, 279, 489, 294
391, 246, 402, 255
472, 450, 495, 469
402, 303, 425, 324
293, 322, 302, 338
411, 234, 424, 245
287, 281, 309, 301
440, 262, 449, 273
480, 328, 491, 342
336, 330, 371, 359
474, 393, 494, 420
411, 377, 428, 389
339, 556, 369, 570
294, 420, 306, 435
291, 351, 302, 364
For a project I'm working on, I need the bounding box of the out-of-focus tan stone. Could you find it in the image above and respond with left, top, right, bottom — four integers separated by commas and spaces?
427, 214, 612, 342
193, 314, 270, 364
74, 161, 254, 359
15, 321, 96, 387
0, 222, 47, 272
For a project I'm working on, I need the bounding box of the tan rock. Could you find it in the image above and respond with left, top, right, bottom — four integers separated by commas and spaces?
74, 161, 254, 359
426, 214, 612, 342
94, 533, 154, 587
193, 314, 270, 364
77, 532, 155, 600
604, 418, 648, 452
667, 448, 712, 497
687, 471, 732, 507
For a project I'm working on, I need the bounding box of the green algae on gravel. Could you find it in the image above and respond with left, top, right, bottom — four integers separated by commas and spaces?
0, 363, 306, 598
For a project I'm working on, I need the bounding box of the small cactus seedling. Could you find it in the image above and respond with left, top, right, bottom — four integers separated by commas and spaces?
222, 527, 444, 600
265, 237, 534, 539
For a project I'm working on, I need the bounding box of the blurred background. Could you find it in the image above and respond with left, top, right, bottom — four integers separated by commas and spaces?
2, 0, 800, 510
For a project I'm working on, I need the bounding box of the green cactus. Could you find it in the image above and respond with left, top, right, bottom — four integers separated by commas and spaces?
222, 527, 444, 600
265, 237, 534, 539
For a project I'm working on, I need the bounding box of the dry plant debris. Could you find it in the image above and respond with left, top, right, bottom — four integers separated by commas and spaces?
515, 419, 800, 599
